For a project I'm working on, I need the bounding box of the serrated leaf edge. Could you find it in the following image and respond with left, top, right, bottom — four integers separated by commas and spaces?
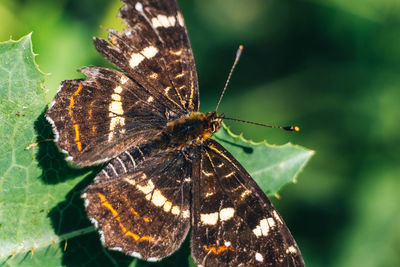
1, 33, 50, 89
219, 122, 315, 193
221, 122, 315, 153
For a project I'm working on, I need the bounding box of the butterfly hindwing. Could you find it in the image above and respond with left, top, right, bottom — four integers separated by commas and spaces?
94, 0, 199, 113
191, 140, 305, 266
82, 147, 192, 260
46, 66, 169, 166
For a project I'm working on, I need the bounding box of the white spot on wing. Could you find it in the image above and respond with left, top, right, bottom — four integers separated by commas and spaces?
267, 217, 276, 228
149, 73, 158, 79
151, 15, 178, 28
108, 85, 126, 141
157, 15, 170, 27
90, 218, 98, 228
170, 49, 182, 56
260, 218, 270, 236
129, 53, 145, 68
147, 257, 159, 262
205, 191, 215, 197
171, 205, 180, 215
147, 96, 154, 102
168, 16, 176, 26
253, 225, 262, 237
200, 212, 219, 225
150, 189, 167, 207
137, 180, 185, 217
136, 178, 154, 195
224, 241, 231, 247
129, 46, 158, 68
99, 230, 105, 244
120, 76, 129, 84
273, 210, 283, 224
252, 217, 276, 237
111, 93, 121, 101
151, 17, 162, 28
142, 46, 158, 58
182, 209, 190, 218
114, 85, 123, 94
163, 201, 172, 212
131, 252, 142, 259
219, 207, 235, 221
240, 189, 251, 200
177, 12, 184, 26
255, 252, 264, 262
124, 177, 136, 186
109, 101, 123, 115
286, 245, 297, 254
135, 2, 143, 12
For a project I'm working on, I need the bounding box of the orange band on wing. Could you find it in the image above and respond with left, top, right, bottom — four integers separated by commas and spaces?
73, 122, 82, 151
74, 84, 83, 96
130, 207, 139, 216
68, 84, 84, 151
73, 124, 80, 141
96, 193, 153, 241
204, 245, 235, 254
88, 100, 95, 120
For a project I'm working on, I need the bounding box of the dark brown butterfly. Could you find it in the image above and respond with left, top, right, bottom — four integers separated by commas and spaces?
46, 0, 305, 266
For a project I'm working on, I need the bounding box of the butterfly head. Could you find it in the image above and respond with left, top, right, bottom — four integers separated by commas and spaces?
205, 112, 223, 133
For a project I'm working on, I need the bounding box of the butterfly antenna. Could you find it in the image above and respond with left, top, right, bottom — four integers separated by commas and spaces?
215, 45, 244, 112
222, 117, 300, 132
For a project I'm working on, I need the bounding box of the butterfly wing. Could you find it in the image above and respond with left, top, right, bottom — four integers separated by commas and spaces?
191, 140, 305, 266
94, 0, 199, 112
46, 67, 169, 166
46, 0, 200, 166
82, 147, 192, 260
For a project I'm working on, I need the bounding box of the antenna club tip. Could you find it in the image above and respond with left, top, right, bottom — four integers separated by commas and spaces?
239, 45, 244, 49
283, 126, 300, 132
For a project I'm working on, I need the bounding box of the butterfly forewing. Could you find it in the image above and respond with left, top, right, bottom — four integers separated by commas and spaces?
46, 66, 168, 166
83, 148, 191, 260
191, 140, 305, 266
95, 0, 199, 113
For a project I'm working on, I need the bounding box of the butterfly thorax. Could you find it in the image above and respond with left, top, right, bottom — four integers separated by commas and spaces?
163, 111, 222, 147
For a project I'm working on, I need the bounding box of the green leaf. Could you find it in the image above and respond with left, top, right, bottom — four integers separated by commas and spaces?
0, 34, 313, 266
0, 34, 94, 265
214, 124, 314, 196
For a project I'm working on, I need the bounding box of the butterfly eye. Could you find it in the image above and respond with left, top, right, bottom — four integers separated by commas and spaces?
211, 121, 219, 132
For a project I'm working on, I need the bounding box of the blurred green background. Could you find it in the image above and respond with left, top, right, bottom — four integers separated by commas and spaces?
1, 0, 400, 266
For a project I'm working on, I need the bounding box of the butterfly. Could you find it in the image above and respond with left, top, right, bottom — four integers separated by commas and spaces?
45, 0, 305, 266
